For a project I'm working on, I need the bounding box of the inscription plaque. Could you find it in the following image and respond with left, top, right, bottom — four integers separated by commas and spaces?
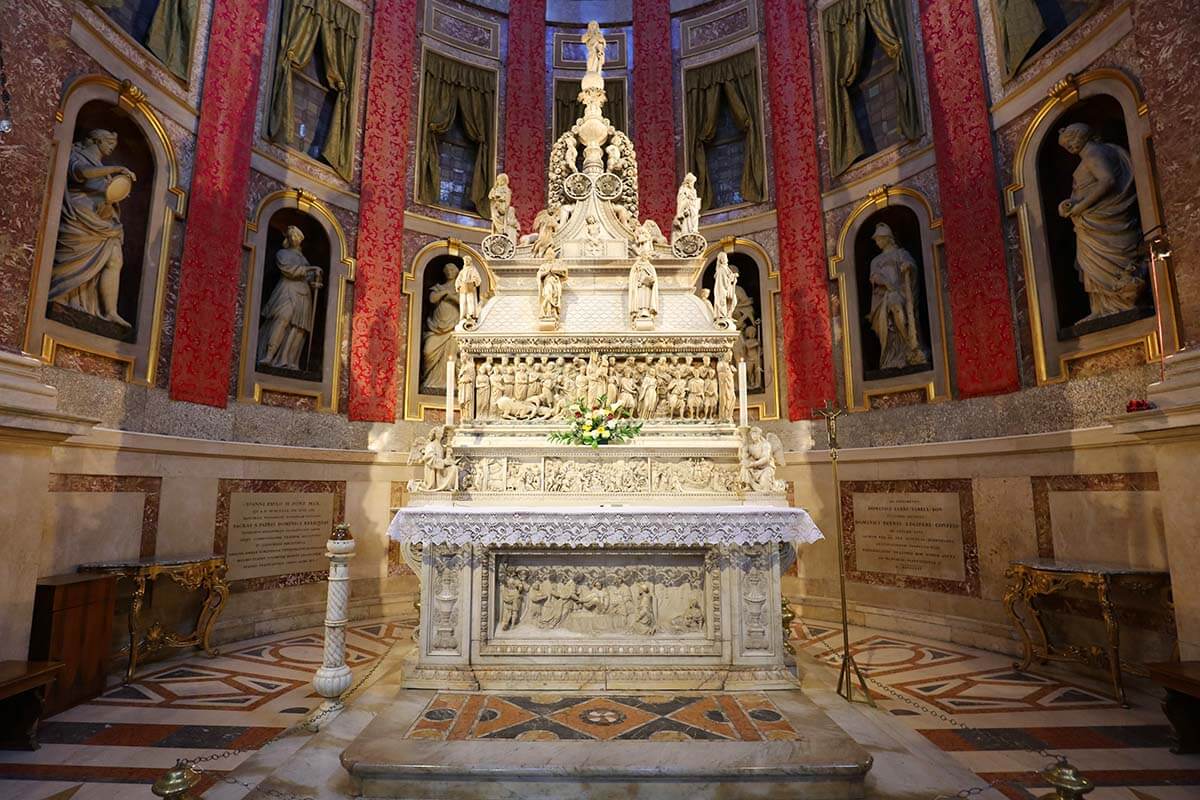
226, 492, 333, 581
851, 492, 965, 581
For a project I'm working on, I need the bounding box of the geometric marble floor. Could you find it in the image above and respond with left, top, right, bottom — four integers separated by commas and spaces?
0, 615, 1196, 799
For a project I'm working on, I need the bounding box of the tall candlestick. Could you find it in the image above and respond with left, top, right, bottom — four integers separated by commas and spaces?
445, 359, 455, 426
737, 359, 749, 428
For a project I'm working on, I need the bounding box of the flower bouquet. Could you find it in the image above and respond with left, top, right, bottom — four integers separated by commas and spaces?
548, 396, 643, 448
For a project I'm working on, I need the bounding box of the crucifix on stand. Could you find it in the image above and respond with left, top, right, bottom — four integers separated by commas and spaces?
814, 400, 873, 706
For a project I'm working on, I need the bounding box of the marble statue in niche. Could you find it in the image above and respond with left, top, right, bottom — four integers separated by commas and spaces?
49, 129, 136, 329
867, 223, 928, 372
257, 225, 324, 372
627, 254, 659, 328
1056, 122, 1146, 321
411, 425, 459, 492
738, 427, 786, 493
420, 261, 461, 390
537, 250, 568, 329
457, 357, 475, 420
672, 172, 701, 240
455, 254, 482, 329
495, 562, 706, 637
712, 251, 739, 329
488, 173, 520, 242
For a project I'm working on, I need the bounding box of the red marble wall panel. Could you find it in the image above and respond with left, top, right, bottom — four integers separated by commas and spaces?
168, 0, 270, 406
763, 0, 835, 420
1134, 2, 1200, 347
631, 0, 675, 232
503, 0, 547, 232
918, 0, 1020, 398
0, 1, 74, 352
348, 0, 418, 422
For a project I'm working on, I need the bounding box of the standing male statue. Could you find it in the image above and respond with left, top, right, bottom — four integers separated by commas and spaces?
258, 225, 323, 371
536, 250, 568, 327
866, 223, 927, 371
1056, 122, 1145, 321
628, 255, 659, 327
455, 254, 483, 328
49, 129, 136, 328
673, 173, 701, 239
488, 173, 520, 242
712, 251, 739, 327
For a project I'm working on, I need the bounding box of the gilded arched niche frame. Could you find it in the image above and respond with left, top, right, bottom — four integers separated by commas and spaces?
25, 76, 186, 384
1005, 68, 1179, 384
698, 237, 781, 421
237, 190, 355, 412
402, 239, 494, 421
828, 186, 951, 411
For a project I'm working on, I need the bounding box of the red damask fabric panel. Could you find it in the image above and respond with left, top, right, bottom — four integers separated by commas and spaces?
347, 0, 419, 422
503, 0, 547, 233
763, 0, 835, 420
168, 0, 270, 406
631, 0, 675, 233
918, 0, 1020, 397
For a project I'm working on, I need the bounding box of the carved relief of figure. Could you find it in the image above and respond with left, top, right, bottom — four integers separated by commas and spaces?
672, 172, 701, 239
686, 365, 705, 420
866, 223, 927, 371
1056, 122, 1146, 320
631, 580, 655, 635
420, 262, 460, 389
457, 358, 475, 420
536, 251, 568, 324
638, 370, 658, 419
413, 426, 458, 492
585, 214, 603, 257
522, 209, 560, 259
627, 255, 659, 326
563, 134, 580, 174
717, 356, 736, 422
739, 427, 785, 493
712, 251, 738, 327
475, 362, 492, 418
455, 254, 483, 328
256, 225, 323, 371
49, 129, 136, 327
488, 173, 520, 242
740, 321, 762, 389
634, 219, 666, 258
499, 576, 522, 630
605, 141, 624, 174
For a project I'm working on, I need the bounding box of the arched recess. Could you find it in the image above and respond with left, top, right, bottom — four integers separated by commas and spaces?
26, 76, 186, 384
402, 239, 493, 421
698, 237, 781, 420
1005, 68, 1178, 384
238, 190, 355, 412
829, 186, 951, 411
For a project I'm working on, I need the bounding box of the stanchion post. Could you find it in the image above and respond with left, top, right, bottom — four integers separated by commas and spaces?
313, 523, 356, 706
815, 401, 873, 705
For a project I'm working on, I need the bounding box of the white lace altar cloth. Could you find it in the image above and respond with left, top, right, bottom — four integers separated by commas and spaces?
387, 505, 824, 548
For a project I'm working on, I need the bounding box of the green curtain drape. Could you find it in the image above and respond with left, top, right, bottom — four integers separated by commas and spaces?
145, 0, 197, 80
417, 51, 496, 218
823, 0, 923, 176
683, 50, 766, 210
553, 78, 627, 141
266, 0, 360, 181
997, 0, 1046, 76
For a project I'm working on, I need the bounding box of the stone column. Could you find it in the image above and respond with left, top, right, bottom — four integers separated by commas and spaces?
348, 0, 419, 422
313, 523, 356, 701
168, 0, 270, 406
763, 0, 836, 420
1134, 1, 1200, 346
631, 0, 675, 233
917, 0, 1020, 397
503, 0, 547, 233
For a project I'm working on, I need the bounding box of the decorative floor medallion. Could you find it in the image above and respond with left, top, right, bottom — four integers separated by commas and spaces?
403, 692, 803, 742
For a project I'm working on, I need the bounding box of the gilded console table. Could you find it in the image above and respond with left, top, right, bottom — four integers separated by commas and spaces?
79, 556, 229, 683
1004, 559, 1174, 706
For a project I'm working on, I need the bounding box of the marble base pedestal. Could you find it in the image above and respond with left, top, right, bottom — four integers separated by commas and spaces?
340, 688, 873, 800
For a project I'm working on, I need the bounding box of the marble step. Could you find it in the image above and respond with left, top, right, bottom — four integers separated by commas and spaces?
340, 689, 872, 799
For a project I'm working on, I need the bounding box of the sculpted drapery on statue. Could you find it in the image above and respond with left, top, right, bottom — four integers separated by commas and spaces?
455, 255, 482, 328
582, 21, 607, 88
49, 129, 136, 328
421, 262, 461, 390
628, 255, 659, 327
258, 225, 324, 371
867, 223, 927, 371
536, 251, 568, 327
488, 173, 520, 242
713, 251, 739, 328
412, 425, 458, 492
673, 173, 701, 239
1056, 123, 1146, 321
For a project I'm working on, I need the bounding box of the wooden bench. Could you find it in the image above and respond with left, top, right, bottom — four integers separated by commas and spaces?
1145, 661, 1200, 754
0, 661, 64, 750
